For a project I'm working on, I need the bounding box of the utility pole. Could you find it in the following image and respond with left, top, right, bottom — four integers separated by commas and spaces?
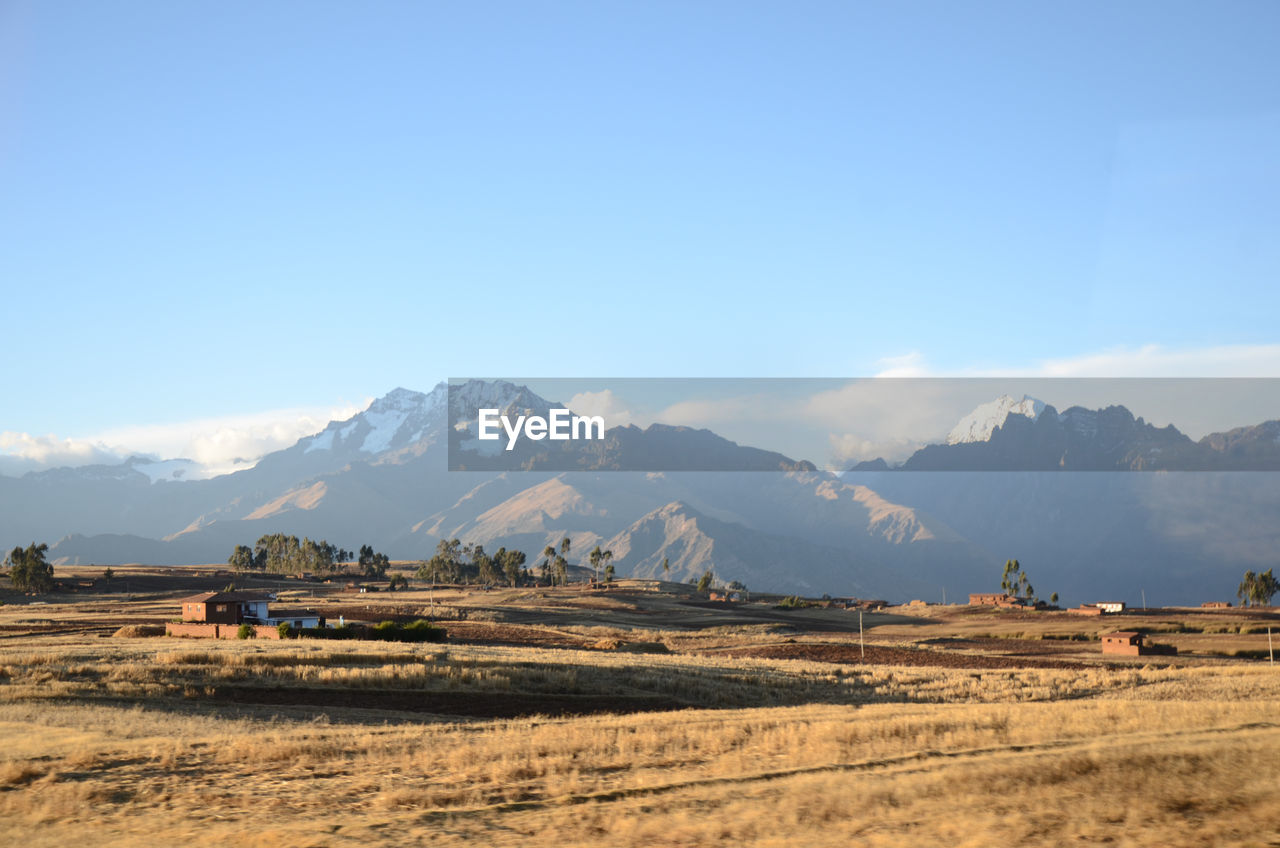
1269, 627, 1274, 664
1141, 589, 1147, 611
859, 609, 865, 659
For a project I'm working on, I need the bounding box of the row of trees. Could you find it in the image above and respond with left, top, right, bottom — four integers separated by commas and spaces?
229, 535, 350, 576
224, 534, 614, 589
228, 535, 394, 578
7, 533, 1279, 608
416, 538, 529, 586
413, 537, 619, 588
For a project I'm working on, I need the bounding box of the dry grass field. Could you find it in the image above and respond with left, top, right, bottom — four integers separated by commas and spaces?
3, 572, 1280, 846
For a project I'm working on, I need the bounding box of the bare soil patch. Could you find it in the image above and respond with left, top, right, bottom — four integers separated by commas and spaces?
438, 621, 596, 649
713, 641, 1086, 670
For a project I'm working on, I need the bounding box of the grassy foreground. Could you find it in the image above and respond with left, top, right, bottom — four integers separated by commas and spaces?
3, 635, 1280, 846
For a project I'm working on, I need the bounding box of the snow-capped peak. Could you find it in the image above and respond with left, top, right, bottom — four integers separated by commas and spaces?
946, 394, 1045, 445
447, 379, 553, 418
300, 382, 447, 456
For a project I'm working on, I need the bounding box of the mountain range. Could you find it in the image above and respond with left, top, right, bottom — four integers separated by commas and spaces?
853, 393, 1280, 471
4, 383, 1278, 605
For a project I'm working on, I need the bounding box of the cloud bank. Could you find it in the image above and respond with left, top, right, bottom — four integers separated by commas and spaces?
1, 400, 367, 478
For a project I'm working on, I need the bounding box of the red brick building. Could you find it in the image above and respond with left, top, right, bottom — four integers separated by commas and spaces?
169, 591, 322, 639
178, 591, 272, 624
1101, 631, 1177, 656
968, 593, 1028, 608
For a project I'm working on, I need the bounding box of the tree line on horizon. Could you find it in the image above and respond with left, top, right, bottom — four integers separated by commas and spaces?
222, 533, 616, 590
227, 534, 391, 579
5, 534, 1278, 608
415, 536, 616, 588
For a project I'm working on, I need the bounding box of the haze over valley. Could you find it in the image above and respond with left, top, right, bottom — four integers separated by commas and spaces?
5, 380, 1277, 606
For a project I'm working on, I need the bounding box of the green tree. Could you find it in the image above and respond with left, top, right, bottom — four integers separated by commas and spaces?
6, 543, 54, 593
472, 544, 499, 585
229, 544, 254, 573
999, 559, 1037, 602
358, 544, 390, 579
1000, 559, 1019, 594
417, 538, 465, 584
541, 545, 556, 585
697, 571, 714, 593
298, 538, 340, 575
249, 533, 341, 576
588, 546, 614, 585
497, 547, 526, 587
1238, 569, 1280, 607
662, 557, 670, 580
103, 567, 115, 583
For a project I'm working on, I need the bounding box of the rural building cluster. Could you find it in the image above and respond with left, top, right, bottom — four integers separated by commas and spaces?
166, 591, 322, 639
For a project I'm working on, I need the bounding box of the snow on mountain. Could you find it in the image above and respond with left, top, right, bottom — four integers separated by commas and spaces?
448, 381, 563, 456
298, 384, 447, 456
126, 457, 205, 482
359, 387, 442, 453
946, 394, 1046, 445
448, 380, 556, 421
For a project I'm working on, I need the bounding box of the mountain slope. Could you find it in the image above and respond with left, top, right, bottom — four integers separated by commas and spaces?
19, 382, 1280, 605
602, 501, 926, 597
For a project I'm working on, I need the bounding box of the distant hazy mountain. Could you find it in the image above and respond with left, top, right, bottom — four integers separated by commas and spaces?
7, 382, 1280, 604
602, 501, 923, 597
852, 398, 1280, 471
6, 382, 932, 597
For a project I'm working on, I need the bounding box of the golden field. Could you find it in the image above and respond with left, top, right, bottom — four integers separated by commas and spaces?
3, 574, 1280, 846
3, 630, 1280, 847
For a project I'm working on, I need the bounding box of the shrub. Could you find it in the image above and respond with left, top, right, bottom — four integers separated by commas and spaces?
236, 623, 256, 640
371, 619, 446, 643
277, 622, 293, 639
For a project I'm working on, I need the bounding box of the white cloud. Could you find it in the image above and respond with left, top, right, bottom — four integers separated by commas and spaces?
565, 389, 637, 428
623, 342, 1280, 467
1, 401, 367, 478
874, 344, 1280, 378
653, 394, 782, 428
1027, 344, 1280, 378
0, 432, 129, 476
873, 351, 931, 378
827, 432, 925, 466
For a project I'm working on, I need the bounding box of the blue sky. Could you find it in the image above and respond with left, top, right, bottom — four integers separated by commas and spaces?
2, 1, 1278, 471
